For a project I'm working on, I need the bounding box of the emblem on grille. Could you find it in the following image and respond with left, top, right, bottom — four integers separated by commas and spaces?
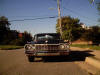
45, 40, 48, 43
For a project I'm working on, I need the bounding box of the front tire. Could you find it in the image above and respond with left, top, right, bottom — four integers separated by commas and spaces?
28, 56, 35, 62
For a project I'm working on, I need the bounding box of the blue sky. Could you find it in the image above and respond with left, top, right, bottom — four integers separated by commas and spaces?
0, 0, 99, 36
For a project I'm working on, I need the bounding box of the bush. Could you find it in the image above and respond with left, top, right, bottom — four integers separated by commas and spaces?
10, 38, 25, 46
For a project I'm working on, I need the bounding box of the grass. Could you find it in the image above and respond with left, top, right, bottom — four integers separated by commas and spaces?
0, 45, 23, 50
71, 44, 100, 50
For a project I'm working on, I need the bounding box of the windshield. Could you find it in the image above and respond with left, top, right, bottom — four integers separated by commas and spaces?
36, 34, 60, 40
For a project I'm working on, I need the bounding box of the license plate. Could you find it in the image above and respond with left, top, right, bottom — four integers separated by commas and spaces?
37, 53, 60, 56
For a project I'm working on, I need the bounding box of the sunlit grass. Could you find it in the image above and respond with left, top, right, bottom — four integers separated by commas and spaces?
0, 45, 23, 50
71, 44, 100, 50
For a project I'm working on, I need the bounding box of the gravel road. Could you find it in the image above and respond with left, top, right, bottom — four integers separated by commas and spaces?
0, 48, 89, 75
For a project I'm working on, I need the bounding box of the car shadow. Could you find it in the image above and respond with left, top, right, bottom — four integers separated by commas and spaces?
42, 50, 94, 62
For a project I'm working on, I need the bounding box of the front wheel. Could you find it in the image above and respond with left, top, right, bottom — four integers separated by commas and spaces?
28, 56, 35, 62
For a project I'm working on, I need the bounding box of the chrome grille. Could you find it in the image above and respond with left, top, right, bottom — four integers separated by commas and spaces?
35, 44, 59, 51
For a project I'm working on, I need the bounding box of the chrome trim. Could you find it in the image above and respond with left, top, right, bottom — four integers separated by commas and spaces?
34, 44, 59, 51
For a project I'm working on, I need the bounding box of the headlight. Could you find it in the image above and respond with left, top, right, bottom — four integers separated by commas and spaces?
60, 44, 70, 50
32, 46, 36, 50
66, 45, 70, 49
60, 45, 65, 49
24, 44, 35, 51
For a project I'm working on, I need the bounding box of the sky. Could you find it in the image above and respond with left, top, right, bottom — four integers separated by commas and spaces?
0, 0, 99, 36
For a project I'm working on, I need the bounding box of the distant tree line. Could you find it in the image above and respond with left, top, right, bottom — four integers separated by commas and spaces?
81, 26, 100, 45
0, 16, 32, 46
56, 16, 100, 45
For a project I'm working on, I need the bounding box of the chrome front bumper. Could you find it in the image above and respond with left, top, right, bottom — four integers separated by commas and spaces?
25, 50, 70, 56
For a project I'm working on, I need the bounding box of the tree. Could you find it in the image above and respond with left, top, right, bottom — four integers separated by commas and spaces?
22, 31, 33, 44
0, 16, 33, 45
88, 0, 95, 4
9, 31, 33, 46
0, 16, 10, 30
0, 16, 11, 44
89, 0, 100, 23
91, 26, 100, 45
82, 26, 100, 45
56, 16, 84, 41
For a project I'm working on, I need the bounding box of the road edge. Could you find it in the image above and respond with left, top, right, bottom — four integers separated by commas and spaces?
85, 57, 100, 69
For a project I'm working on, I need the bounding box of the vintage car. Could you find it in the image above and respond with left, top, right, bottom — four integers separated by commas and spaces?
24, 33, 70, 62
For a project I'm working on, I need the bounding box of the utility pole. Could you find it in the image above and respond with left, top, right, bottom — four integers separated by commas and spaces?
57, 0, 62, 38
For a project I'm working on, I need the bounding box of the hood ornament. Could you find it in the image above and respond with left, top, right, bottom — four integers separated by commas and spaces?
45, 40, 48, 43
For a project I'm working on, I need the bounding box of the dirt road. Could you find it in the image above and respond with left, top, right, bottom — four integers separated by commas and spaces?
0, 48, 89, 75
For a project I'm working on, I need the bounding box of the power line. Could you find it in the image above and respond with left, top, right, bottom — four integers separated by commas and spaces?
6, 15, 58, 18
53, 0, 97, 24
9, 16, 58, 22
63, 7, 98, 24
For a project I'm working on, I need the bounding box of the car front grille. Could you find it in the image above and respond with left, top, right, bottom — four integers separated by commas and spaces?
35, 44, 59, 51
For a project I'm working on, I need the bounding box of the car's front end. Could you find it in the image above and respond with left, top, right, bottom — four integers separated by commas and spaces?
25, 43, 70, 57
24, 33, 70, 62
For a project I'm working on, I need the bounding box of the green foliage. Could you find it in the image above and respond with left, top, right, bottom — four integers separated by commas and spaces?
81, 29, 91, 41
0, 16, 11, 44
10, 38, 24, 46
22, 31, 32, 43
88, 0, 94, 4
82, 26, 100, 45
90, 26, 100, 45
2, 30, 19, 44
0, 16, 33, 46
9, 31, 32, 46
56, 16, 83, 41
0, 16, 10, 30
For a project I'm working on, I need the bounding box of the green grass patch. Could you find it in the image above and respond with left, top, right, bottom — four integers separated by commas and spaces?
0, 45, 23, 50
71, 44, 100, 50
